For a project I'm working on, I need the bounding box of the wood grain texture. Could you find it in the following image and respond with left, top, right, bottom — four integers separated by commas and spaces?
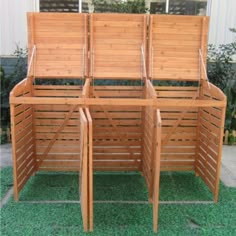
149, 15, 209, 81
9, 15, 227, 234
27, 13, 88, 78
90, 13, 146, 79
10, 80, 36, 201
79, 108, 88, 232
90, 85, 143, 171
153, 109, 161, 232
195, 81, 226, 201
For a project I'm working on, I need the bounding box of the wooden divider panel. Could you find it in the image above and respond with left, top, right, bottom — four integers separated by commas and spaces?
90, 85, 143, 171
196, 82, 226, 201
34, 85, 82, 171
10, 79, 36, 200
90, 14, 147, 79
143, 81, 157, 196
153, 110, 161, 232
155, 86, 199, 171
143, 81, 161, 231
28, 13, 88, 78
149, 15, 209, 81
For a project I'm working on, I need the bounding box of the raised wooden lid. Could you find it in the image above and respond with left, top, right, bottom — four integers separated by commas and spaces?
90, 13, 147, 80
27, 13, 88, 79
149, 15, 209, 81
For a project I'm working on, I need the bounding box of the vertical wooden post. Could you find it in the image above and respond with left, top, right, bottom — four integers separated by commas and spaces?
214, 106, 226, 202
149, 105, 156, 203
141, 83, 147, 174
27, 13, 35, 80
10, 103, 19, 201
200, 17, 207, 81
195, 17, 207, 176
29, 79, 37, 175
142, 15, 147, 81
84, 14, 88, 77
89, 14, 94, 78
148, 16, 153, 80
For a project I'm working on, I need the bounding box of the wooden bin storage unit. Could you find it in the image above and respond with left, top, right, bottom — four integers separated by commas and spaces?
9, 12, 227, 233
148, 15, 226, 202
10, 13, 91, 230
86, 13, 162, 232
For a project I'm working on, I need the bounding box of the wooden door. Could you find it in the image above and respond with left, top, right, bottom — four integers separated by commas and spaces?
79, 108, 88, 231
153, 109, 162, 232
85, 108, 93, 231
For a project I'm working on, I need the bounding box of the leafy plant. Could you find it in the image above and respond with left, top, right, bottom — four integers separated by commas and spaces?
0, 46, 27, 129
207, 29, 236, 138
207, 42, 236, 91
224, 80, 236, 131
92, 0, 148, 13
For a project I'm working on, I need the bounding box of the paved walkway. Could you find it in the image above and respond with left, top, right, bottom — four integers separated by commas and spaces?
0, 144, 235, 187
221, 145, 236, 187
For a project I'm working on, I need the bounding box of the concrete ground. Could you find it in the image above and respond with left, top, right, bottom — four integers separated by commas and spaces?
0, 144, 235, 187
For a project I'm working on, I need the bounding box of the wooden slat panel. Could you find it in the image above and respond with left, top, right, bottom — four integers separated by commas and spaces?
152, 85, 198, 171
143, 81, 156, 198
90, 13, 146, 79
149, 15, 209, 81
34, 103, 81, 170
10, 100, 36, 201
91, 86, 143, 171
28, 13, 88, 78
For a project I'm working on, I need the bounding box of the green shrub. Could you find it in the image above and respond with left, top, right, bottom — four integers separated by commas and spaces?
207, 29, 236, 133
0, 46, 27, 130
92, 0, 148, 13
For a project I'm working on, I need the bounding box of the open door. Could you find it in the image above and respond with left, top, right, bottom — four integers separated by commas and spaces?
79, 108, 88, 231
153, 109, 162, 232
85, 108, 93, 232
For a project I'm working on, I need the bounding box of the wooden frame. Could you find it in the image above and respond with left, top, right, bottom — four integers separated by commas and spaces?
10, 13, 226, 233
148, 15, 226, 202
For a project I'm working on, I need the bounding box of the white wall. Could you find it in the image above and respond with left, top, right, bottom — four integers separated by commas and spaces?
208, 0, 236, 45
0, 0, 39, 56
0, 0, 235, 56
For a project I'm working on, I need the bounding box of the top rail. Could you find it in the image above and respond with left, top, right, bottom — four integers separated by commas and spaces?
10, 96, 226, 107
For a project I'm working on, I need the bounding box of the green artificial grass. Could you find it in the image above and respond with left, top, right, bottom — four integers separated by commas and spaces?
1, 169, 236, 235
19, 171, 213, 202
0, 167, 13, 199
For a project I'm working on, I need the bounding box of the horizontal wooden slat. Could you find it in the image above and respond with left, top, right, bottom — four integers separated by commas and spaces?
93, 154, 141, 160
37, 160, 80, 167
93, 160, 141, 168
34, 111, 79, 119
34, 90, 81, 97
35, 133, 80, 139
160, 166, 194, 171
36, 154, 79, 160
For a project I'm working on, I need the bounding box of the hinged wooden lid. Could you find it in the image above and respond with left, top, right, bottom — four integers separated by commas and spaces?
90, 13, 147, 80
149, 15, 209, 81
27, 13, 88, 79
